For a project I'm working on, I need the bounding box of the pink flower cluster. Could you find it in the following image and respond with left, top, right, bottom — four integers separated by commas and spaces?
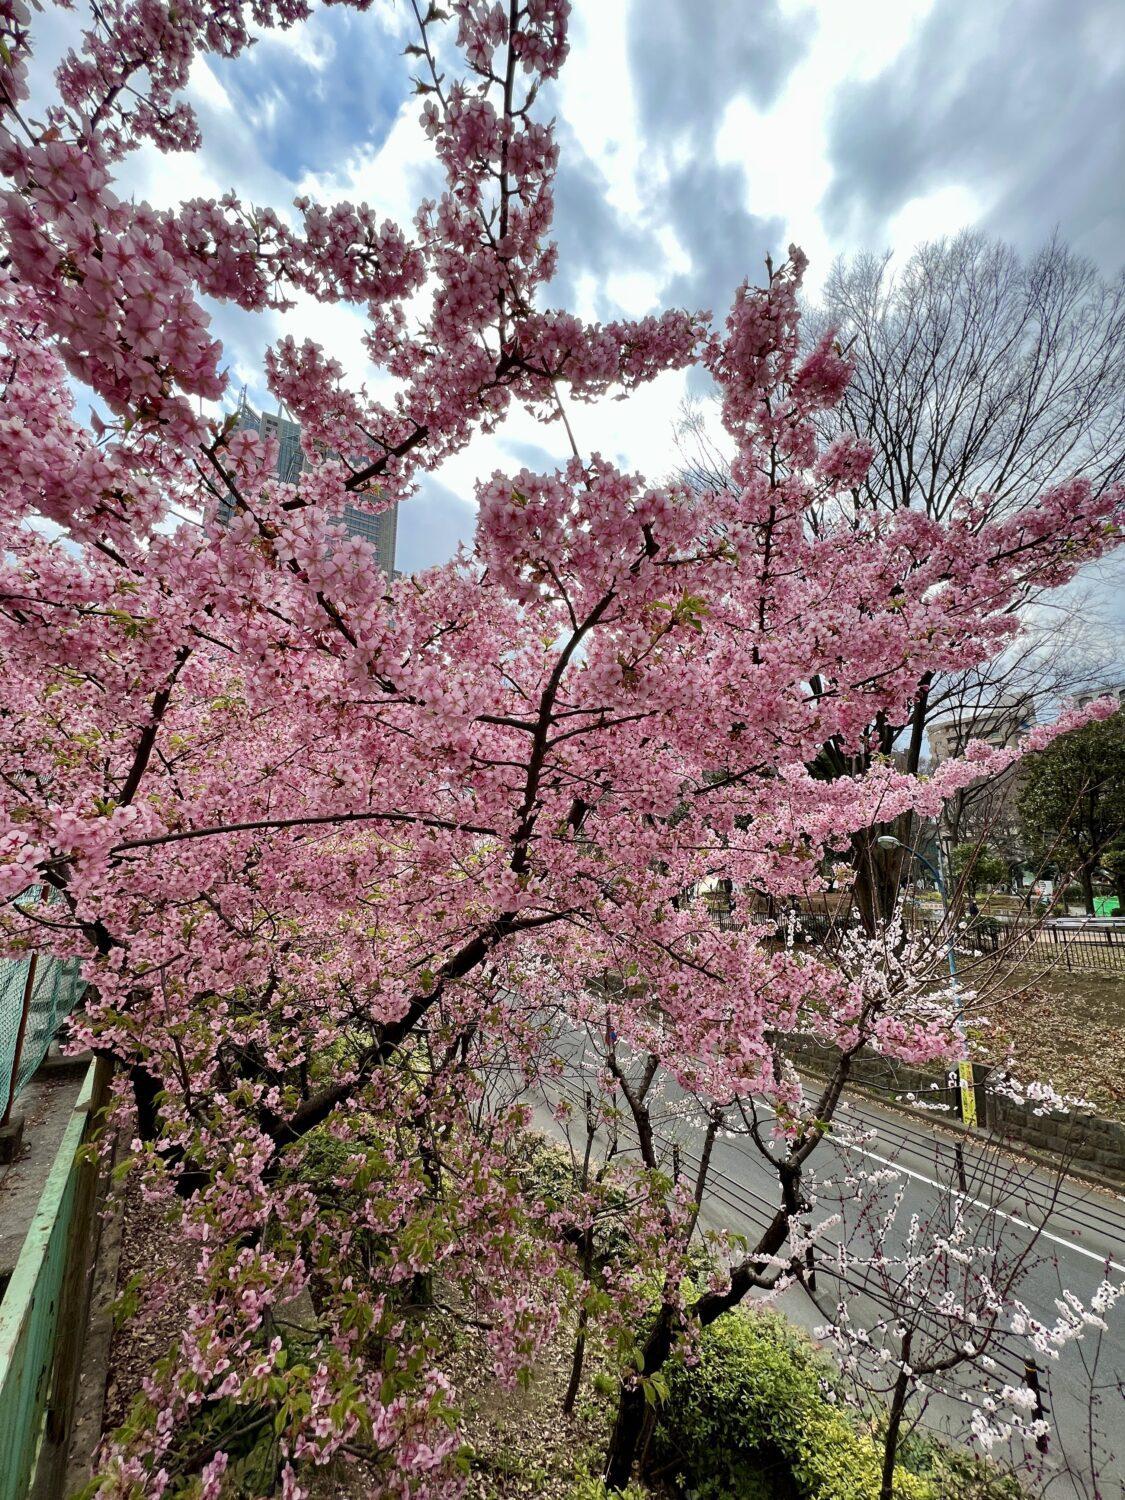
0, 0, 1121, 1493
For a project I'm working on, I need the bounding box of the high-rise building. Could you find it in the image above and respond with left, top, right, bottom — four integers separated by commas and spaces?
223, 394, 398, 578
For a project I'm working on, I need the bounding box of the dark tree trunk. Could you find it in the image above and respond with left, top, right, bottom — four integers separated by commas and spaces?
562, 1302, 589, 1416
131, 1065, 162, 1142
841, 682, 931, 936
879, 1333, 913, 1500
602, 1056, 852, 1486
852, 815, 914, 934
1080, 862, 1096, 916
603, 1190, 799, 1486
412, 1134, 441, 1308
603, 1304, 678, 1490
563, 1222, 595, 1416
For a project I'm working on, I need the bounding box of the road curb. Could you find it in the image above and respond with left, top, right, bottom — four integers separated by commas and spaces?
798, 1064, 1125, 1199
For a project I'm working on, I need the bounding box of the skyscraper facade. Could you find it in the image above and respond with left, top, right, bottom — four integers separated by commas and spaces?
224, 395, 398, 578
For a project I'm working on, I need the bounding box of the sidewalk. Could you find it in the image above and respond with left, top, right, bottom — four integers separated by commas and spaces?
0, 1064, 88, 1294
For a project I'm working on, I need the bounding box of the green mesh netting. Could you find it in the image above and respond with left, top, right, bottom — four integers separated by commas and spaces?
1, 888, 86, 1121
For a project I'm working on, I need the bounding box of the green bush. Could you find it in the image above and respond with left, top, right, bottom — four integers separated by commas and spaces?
77, 1390, 287, 1500
566, 1477, 648, 1500
282, 1122, 391, 1280
893, 1431, 1024, 1500
654, 1308, 1023, 1499
515, 1133, 639, 1266
655, 1308, 934, 1500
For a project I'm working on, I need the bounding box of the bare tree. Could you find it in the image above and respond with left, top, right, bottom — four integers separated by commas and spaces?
811, 234, 1125, 522
923, 611, 1117, 874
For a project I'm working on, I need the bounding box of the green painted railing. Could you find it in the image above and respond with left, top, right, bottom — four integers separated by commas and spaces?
0, 1060, 109, 1500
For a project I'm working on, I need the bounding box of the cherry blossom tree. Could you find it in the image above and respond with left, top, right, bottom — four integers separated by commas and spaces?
1, 0, 1123, 1493
676, 232, 1125, 928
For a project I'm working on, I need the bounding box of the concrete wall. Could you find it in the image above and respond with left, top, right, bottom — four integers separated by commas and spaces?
784, 1034, 1125, 1187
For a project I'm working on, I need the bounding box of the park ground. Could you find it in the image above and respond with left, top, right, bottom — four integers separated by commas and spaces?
974, 970, 1125, 1119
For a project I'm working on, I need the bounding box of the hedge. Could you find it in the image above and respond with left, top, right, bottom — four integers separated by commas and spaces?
653, 1306, 1018, 1500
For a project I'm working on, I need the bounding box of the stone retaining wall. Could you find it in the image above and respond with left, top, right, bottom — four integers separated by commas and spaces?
784, 1034, 1125, 1187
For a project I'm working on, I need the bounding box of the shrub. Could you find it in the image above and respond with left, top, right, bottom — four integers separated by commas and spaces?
968, 914, 1002, 944
893, 1430, 1024, 1500
515, 1132, 643, 1267
283, 1121, 391, 1279
654, 1307, 934, 1500
653, 1307, 1024, 1498
567, 1478, 648, 1500
73, 1395, 280, 1500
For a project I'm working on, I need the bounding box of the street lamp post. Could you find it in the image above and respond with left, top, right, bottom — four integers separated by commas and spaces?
876, 833, 978, 1128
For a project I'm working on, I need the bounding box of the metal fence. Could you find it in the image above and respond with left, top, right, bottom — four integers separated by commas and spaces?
934, 917, 1123, 976
1, 890, 86, 1124
0, 1060, 110, 1500
706, 900, 1125, 977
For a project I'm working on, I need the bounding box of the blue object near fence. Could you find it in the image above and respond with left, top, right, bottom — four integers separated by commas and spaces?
1, 889, 86, 1123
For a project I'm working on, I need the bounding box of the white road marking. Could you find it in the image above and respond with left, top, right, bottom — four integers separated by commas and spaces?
734, 1087, 1125, 1275
547, 1030, 1125, 1276
799, 1124, 1125, 1277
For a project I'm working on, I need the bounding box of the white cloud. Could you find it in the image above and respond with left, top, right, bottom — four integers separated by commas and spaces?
603, 268, 665, 318
559, 2, 645, 220
188, 57, 234, 116
792, 0, 938, 83
29, 0, 1120, 577
296, 99, 435, 231
886, 183, 988, 258
247, 9, 339, 72
714, 0, 940, 291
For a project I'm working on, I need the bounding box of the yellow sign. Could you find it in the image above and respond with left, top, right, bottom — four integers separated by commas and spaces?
958, 1060, 977, 1128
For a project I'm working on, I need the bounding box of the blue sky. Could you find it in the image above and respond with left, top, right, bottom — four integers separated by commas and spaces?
26, 0, 1125, 584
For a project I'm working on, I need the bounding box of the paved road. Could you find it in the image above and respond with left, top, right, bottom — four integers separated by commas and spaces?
530, 1033, 1125, 1497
